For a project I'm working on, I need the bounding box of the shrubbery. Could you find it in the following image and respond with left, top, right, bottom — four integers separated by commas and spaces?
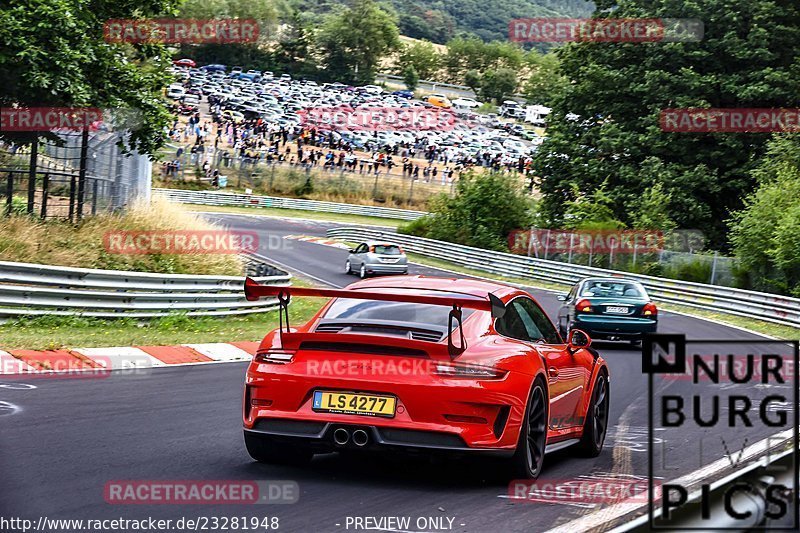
729, 136, 800, 296
398, 171, 533, 251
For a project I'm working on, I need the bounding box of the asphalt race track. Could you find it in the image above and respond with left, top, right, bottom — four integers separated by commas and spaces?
0, 213, 783, 533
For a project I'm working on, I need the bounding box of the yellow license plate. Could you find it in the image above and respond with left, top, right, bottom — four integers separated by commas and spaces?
312, 391, 396, 418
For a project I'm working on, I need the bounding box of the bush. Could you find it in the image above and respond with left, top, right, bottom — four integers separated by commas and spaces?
422, 171, 533, 251
398, 215, 434, 237
661, 258, 714, 284
729, 136, 800, 295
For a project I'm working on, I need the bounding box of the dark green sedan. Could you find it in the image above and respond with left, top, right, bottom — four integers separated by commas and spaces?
556, 277, 658, 345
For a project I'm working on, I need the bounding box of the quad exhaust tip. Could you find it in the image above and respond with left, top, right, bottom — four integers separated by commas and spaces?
333, 428, 350, 445
352, 429, 369, 447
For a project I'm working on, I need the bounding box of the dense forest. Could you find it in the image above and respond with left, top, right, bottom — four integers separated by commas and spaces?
293, 0, 594, 43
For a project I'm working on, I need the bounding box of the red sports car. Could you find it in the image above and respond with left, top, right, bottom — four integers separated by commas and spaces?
242, 276, 609, 479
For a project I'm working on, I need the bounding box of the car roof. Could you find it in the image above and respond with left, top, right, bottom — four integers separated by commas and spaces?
581, 277, 644, 285
362, 240, 402, 247
347, 275, 520, 300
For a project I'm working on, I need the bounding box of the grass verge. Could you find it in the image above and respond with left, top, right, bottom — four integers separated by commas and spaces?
0, 197, 243, 275
0, 298, 326, 351
184, 203, 405, 228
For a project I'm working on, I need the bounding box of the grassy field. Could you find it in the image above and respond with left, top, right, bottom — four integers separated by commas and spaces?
183, 203, 406, 228
0, 297, 327, 351
0, 198, 243, 275
154, 164, 448, 212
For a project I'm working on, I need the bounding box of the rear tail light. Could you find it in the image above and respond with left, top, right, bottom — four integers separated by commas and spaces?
576, 299, 593, 313
642, 303, 658, 317
433, 362, 507, 379
254, 349, 296, 364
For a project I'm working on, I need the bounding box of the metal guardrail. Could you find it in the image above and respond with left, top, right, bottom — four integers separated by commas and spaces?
154, 188, 427, 221
0, 260, 291, 318
376, 74, 527, 102
326, 227, 800, 328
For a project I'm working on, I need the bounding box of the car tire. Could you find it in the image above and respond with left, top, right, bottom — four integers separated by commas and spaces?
244, 432, 313, 466
345, 260, 352, 274
508, 378, 548, 479
576, 372, 609, 457
359, 264, 368, 279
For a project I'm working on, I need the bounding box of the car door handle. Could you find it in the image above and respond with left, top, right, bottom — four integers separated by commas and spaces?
548, 367, 559, 378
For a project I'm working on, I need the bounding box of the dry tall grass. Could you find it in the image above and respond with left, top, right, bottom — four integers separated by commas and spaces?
0, 197, 244, 275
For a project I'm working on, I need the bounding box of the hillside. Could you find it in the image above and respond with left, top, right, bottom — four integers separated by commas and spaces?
394, 0, 594, 42
292, 0, 595, 43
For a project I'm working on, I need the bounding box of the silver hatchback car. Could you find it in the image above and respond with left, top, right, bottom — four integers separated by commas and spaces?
345, 241, 409, 278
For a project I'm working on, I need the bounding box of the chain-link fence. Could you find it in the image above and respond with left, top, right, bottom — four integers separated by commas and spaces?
1, 131, 151, 219
510, 228, 738, 287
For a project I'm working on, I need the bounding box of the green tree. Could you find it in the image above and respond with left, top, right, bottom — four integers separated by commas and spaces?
177, 0, 285, 74
0, 0, 181, 156
533, 0, 800, 247
317, 0, 400, 85
403, 65, 419, 91
563, 184, 625, 231
443, 37, 525, 82
396, 40, 441, 80
410, 171, 533, 251
522, 51, 566, 107
729, 135, 800, 295
272, 10, 319, 77
464, 69, 481, 94
480, 68, 518, 103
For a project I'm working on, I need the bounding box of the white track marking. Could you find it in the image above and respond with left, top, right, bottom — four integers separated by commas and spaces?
72, 346, 166, 370
184, 343, 253, 362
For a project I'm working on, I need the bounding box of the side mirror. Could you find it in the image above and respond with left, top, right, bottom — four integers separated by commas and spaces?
567, 329, 591, 353
556, 294, 568, 302
348, 249, 356, 254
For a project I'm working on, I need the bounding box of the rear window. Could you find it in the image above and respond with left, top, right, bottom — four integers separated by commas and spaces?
581, 280, 646, 298
323, 292, 476, 329
371, 244, 402, 256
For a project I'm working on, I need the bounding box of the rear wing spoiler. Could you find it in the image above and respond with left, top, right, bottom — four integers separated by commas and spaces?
243, 277, 507, 357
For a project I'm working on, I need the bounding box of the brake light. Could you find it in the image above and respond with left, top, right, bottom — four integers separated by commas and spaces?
254, 349, 296, 364
433, 362, 507, 379
576, 299, 593, 313
642, 303, 658, 317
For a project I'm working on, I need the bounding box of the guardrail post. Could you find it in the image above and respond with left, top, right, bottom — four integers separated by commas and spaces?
710, 251, 718, 285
